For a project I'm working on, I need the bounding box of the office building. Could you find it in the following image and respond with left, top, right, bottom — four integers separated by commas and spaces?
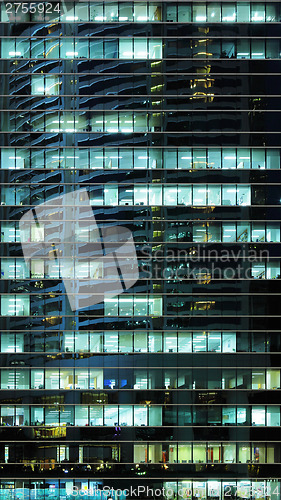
0, 1, 280, 499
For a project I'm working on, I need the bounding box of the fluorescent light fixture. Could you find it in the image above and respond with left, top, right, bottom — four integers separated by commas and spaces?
252, 16, 264, 21
66, 51, 78, 57
222, 15, 236, 21
66, 16, 78, 21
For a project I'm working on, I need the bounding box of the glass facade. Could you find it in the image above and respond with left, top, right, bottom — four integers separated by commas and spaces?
0, 1, 281, 499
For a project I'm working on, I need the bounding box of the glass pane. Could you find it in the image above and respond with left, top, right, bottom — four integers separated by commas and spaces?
207, 4, 221, 22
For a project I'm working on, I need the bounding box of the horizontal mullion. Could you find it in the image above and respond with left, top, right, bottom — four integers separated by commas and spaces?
4, 73, 281, 76
3, 109, 281, 112
4, 95, 281, 98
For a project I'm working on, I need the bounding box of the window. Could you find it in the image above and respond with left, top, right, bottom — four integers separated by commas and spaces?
0, 147, 278, 171
104, 3, 118, 21
251, 39, 265, 59
207, 3, 221, 22
31, 370, 44, 390
266, 3, 278, 22
208, 443, 221, 463
237, 40, 250, 59
1, 333, 24, 353
222, 223, 236, 242
267, 407, 280, 426
251, 3, 265, 22
1, 259, 29, 279
267, 369, 280, 389
149, 185, 162, 205
252, 371, 265, 389
90, 333, 103, 353
134, 407, 148, 426
193, 333, 207, 352
134, 444, 147, 463
119, 406, 133, 426
118, 2, 133, 22
1, 407, 15, 426
252, 444, 266, 463
193, 185, 207, 206
45, 369, 59, 390
1, 295, 30, 316
222, 407, 235, 426
252, 407, 265, 426
30, 407, 44, 426
267, 150, 280, 169
238, 444, 250, 463
208, 332, 221, 352
178, 4, 191, 22
252, 149, 265, 169
237, 185, 251, 206
134, 39, 147, 59
193, 444, 206, 463
118, 331, 132, 353
222, 186, 236, 206
237, 222, 250, 242
208, 185, 221, 205
237, 2, 250, 22
164, 332, 177, 353
90, 406, 103, 426
104, 296, 162, 317
31, 75, 60, 95
266, 40, 279, 59
222, 3, 236, 22
45, 407, 59, 426
149, 406, 162, 426
119, 38, 162, 59
134, 331, 148, 353
104, 406, 118, 426
193, 4, 206, 22
237, 148, 250, 169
